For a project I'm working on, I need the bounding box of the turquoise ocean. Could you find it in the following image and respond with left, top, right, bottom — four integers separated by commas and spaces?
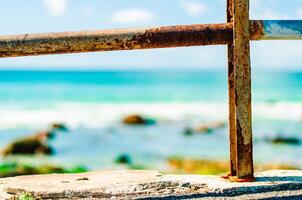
0, 70, 301, 170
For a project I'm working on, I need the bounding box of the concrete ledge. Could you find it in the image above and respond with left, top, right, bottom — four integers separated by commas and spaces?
0, 170, 301, 199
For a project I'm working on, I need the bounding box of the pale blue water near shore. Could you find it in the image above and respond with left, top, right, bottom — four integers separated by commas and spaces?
0, 70, 301, 170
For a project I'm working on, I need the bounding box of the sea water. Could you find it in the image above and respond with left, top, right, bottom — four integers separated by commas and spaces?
0, 70, 301, 170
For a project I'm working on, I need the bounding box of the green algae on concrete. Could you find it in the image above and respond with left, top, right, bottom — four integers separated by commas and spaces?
18, 192, 41, 200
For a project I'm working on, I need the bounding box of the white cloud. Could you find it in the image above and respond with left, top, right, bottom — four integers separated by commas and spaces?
297, 8, 302, 18
251, 41, 302, 70
111, 8, 154, 24
251, 0, 262, 7
252, 9, 279, 19
251, 8, 291, 19
83, 5, 95, 16
250, 0, 295, 19
43, 0, 68, 17
181, 0, 208, 16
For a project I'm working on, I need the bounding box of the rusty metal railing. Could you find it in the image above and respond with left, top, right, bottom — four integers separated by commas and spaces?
1, 0, 301, 181
1, 20, 302, 58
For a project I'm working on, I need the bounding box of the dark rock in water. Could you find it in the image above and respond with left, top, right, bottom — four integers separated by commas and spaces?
267, 136, 301, 145
123, 115, 146, 125
36, 131, 55, 140
115, 154, 132, 165
145, 118, 156, 125
194, 121, 226, 134
122, 115, 155, 125
194, 125, 213, 134
1, 136, 53, 156
183, 127, 194, 136
51, 123, 68, 131
1, 123, 69, 157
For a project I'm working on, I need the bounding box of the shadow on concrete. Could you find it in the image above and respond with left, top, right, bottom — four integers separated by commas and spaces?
142, 176, 302, 200
256, 176, 302, 182
260, 195, 302, 200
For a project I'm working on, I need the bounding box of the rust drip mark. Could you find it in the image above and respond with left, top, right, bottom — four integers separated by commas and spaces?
234, 79, 252, 147
250, 20, 265, 40
236, 118, 253, 178
235, 101, 252, 146
233, 0, 254, 180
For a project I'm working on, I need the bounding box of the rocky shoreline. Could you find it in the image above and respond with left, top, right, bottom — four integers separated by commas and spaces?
0, 115, 300, 178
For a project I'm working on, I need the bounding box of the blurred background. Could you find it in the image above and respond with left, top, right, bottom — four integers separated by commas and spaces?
0, 0, 301, 177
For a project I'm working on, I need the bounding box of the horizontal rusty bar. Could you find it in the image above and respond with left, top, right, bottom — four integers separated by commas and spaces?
1, 20, 302, 58
0, 23, 233, 58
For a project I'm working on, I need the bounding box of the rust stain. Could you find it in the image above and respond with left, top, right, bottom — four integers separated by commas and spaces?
226, 0, 237, 177
132, 23, 233, 49
0, 21, 282, 58
249, 20, 265, 40
233, 0, 254, 180
1, 20, 300, 58
0, 24, 233, 58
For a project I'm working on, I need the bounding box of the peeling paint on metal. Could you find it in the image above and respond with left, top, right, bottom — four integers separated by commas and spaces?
233, 0, 254, 179
262, 20, 302, 40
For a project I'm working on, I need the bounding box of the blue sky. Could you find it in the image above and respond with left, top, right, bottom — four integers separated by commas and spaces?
0, 0, 302, 71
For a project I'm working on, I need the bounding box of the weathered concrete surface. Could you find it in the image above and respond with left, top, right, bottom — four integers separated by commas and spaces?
0, 170, 301, 199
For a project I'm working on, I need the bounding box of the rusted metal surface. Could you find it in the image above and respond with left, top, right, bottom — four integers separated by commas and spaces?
1, 20, 302, 58
227, 0, 237, 177
250, 20, 264, 40
0, 23, 233, 58
1, 5, 302, 182
233, 0, 254, 179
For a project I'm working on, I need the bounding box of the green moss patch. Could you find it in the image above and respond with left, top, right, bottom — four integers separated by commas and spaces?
0, 162, 87, 178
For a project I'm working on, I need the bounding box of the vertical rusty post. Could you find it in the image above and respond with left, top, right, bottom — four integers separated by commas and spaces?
232, 0, 254, 180
227, 0, 237, 177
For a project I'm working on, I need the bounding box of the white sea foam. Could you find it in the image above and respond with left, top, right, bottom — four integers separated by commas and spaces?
0, 102, 301, 130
